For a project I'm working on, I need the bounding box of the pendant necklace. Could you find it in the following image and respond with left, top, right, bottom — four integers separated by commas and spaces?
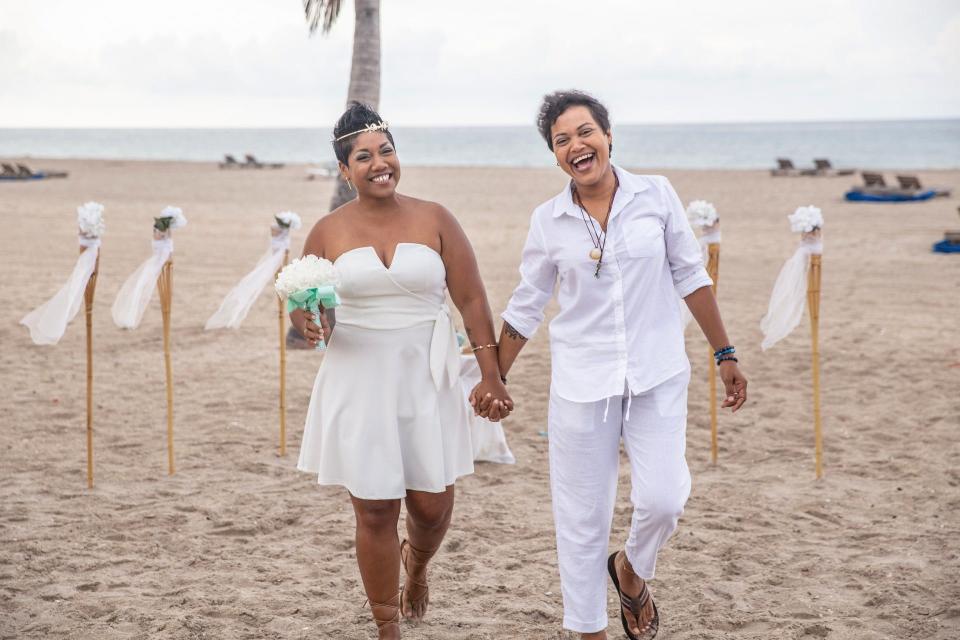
573, 171, 619, 278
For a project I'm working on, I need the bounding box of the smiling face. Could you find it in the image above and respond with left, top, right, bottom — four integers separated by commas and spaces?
339, 131, 400, 198
550, 105, 613, 188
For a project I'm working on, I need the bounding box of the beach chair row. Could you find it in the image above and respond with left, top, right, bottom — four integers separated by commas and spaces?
0, 161, 68, 181
771, 158, 854, 177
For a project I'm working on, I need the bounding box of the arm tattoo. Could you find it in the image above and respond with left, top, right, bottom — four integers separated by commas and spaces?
504, 322, 528, 342
465, 326, 476, 348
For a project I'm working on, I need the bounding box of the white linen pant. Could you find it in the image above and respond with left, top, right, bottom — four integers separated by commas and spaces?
548, 370, 692, 633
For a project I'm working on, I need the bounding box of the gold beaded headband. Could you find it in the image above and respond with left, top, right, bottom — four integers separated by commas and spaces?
333, 121, 390, 143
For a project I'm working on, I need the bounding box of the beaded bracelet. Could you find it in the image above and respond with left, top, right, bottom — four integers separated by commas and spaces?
713, 345, 736, 358
717, 356, 739, 364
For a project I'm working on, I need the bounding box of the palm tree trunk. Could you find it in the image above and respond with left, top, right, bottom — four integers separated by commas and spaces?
329, 0, 381, 211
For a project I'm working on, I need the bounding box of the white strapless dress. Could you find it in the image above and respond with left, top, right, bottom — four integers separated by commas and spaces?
297, 243, 475, 499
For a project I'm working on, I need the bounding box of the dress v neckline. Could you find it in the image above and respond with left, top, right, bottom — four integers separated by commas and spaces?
333, 242, 441, 271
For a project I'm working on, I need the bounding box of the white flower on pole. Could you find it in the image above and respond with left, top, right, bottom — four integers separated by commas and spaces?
275, 254, 340, 299
789, 205, 823, 233
275, 211, 302, 230
77, 201, 105, 238
686, 200, 718, 228
157, 205, 187, 230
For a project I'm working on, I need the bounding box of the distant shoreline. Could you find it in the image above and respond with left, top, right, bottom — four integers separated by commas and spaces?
3, 158, 957, 174
2, 120, 959, 169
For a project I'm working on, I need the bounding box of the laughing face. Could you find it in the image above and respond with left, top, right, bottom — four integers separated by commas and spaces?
340, 131, 400, 197
550, 105, 613, 188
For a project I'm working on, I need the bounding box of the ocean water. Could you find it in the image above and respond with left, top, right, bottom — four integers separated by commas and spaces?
1, 119, 958, 169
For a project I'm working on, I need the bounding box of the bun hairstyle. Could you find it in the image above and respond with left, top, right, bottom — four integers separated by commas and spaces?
536, 90, 612, 153
332, 102, 395, 165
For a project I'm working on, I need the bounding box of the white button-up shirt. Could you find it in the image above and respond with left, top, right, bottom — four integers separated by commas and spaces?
502, 166, 712, 403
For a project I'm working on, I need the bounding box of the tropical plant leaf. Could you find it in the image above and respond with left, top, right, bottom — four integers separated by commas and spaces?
303, 0, 343, 34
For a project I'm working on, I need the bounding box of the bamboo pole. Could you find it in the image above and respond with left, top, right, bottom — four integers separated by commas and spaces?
706, 242, 720, 463
83, 248, 100, 488
277, 249, 289, 456
157, 259, 175, 475
808, 253, 823, 478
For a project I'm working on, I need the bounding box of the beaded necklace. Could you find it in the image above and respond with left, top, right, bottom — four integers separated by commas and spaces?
572, 171, 619, 278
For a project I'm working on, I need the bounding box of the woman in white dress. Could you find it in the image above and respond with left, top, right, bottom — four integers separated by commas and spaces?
478, 91, 748, 640
292, 103, 512, 639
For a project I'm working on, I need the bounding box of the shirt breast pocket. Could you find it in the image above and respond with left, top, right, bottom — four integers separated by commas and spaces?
621, 217, 664, 259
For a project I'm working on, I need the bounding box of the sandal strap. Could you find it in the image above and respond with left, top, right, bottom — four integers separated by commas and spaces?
401, 539, 436, 588
367, 593, 401, 628
620, 586, 650, 614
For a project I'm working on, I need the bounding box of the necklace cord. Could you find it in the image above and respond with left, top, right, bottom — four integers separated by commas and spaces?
572, 172, 619, 277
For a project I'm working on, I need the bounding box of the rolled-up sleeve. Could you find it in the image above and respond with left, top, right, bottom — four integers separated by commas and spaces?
660, 177, 713, 298
501, 212, 556, 339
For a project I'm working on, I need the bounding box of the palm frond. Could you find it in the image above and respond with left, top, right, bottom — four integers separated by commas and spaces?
303, 0, 344, 35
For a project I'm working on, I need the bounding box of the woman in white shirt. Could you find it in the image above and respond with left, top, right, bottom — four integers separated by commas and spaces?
479, 91, 748, 640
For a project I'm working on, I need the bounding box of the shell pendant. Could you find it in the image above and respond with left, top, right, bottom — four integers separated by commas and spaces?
589, 248, 602, 260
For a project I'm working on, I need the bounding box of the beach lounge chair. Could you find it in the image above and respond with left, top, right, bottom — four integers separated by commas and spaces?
244, 154, 284, 169
770, 158, 816, 176
16, 163, 68, 179
0, 162, 68, 181
845, 171, 940, 202
219, 154, 242, 169
813, 158, 855, 176
771, 158, 798, 176
897, 175, 951, 198
861, 172, 887, 188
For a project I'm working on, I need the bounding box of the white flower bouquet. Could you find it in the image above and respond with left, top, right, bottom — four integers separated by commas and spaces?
789, 205, 823, 233
154, 205, 188, 236
275, 255, 341, 351
77, 201, 105, 238
275, 211, 302, 230
686, 200, 719, 228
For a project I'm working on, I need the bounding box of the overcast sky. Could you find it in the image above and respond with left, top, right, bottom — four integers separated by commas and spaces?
2, 0, 958, 127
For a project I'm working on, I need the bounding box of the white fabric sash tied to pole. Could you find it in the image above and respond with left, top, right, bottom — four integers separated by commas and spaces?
111, 238, 173, 329
20, 237, 101, 345
205, 232, 290, 330
760, 237, 823, 350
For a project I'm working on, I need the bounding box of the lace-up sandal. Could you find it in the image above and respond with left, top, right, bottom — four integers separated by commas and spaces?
400, 539, 433, 623
607, 552, 660, 640
367, 592, 401, 637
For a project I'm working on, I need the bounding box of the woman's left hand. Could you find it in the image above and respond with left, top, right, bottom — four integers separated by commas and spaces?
469, 379, 514, 422
719, 362, 748, 412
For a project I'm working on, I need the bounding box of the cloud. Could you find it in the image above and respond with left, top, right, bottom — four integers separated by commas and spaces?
1, 0, 958, 126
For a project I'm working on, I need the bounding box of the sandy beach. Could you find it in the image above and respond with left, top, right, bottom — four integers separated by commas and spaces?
1, 159, 958, 639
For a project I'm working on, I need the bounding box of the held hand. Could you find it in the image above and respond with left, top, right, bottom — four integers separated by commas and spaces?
719, 361, 748, 412
302, 310, 331, 347
470, 379, 513, 422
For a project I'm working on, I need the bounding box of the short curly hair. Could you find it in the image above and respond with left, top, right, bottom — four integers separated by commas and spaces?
332, 102, 396, 165
536, 90, 611, 152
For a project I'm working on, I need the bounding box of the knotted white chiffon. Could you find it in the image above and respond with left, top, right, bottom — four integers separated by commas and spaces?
205, 234, 289, 330
681, 228, 720, 328
760, 237, 823, 350
111, 238, 172, 329
20, 237, 100, 345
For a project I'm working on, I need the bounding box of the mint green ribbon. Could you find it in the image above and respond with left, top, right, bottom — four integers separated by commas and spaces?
285, 286, 340, 351
285, 285, 341, 313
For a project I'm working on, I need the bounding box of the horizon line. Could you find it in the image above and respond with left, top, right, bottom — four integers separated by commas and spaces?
3, 115, 959, 130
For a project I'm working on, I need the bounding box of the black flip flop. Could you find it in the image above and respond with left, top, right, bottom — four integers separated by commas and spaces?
607, 552, 660, 639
